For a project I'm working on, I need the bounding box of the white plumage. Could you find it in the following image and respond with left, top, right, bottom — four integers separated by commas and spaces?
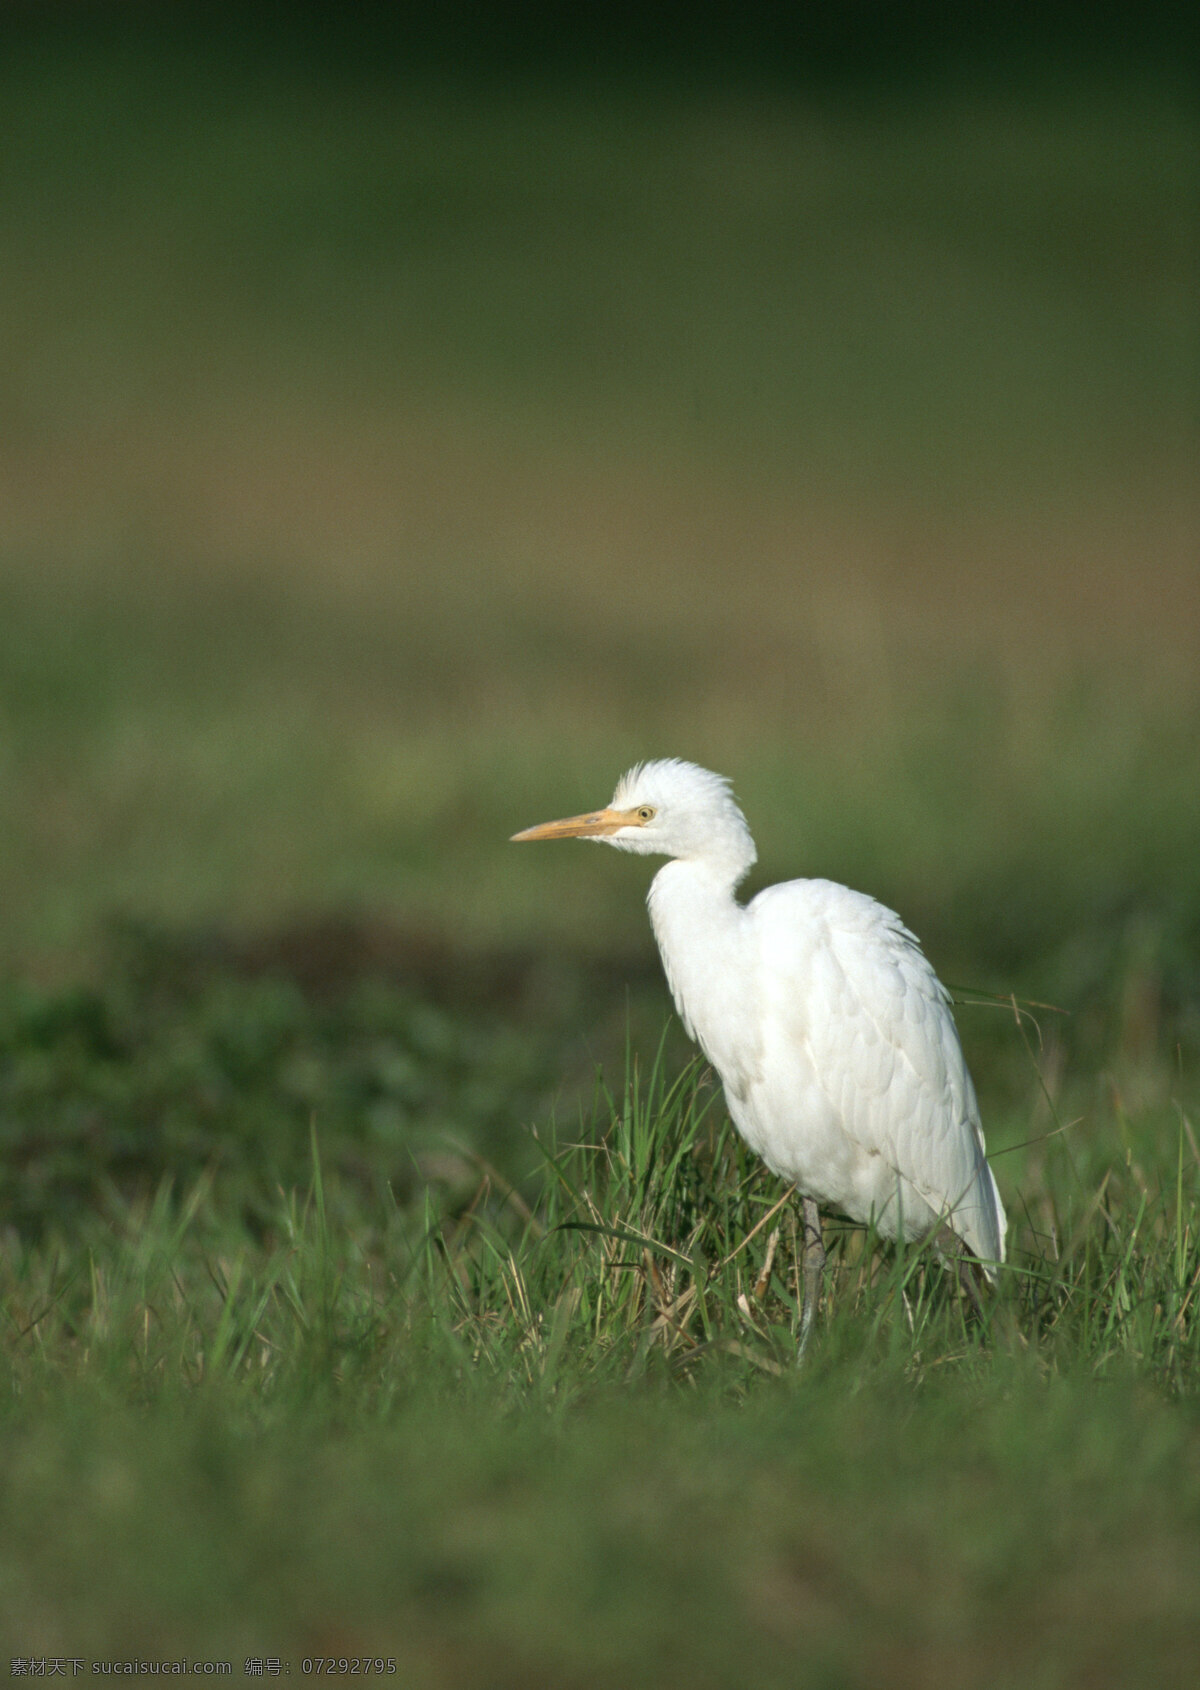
512, 759, 1006, 1305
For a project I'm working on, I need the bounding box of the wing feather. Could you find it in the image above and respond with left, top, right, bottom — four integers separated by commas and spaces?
749, 879, 1005, 1268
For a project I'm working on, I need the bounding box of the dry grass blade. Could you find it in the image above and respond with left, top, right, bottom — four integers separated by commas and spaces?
715, 1186, 797, 1274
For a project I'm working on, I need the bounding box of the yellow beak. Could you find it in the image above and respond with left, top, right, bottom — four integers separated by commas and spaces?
510, 806, 642, 842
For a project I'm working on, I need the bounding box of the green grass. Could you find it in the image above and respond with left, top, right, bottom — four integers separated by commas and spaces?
2, 890, 1197, 1685
3, 1031, 1199, 1678
1, 21, 1199, 1684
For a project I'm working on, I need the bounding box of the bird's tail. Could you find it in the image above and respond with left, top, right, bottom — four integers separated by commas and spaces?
956, 1156, 1006, 1284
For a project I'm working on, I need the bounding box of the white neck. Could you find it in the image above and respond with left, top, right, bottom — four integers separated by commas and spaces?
646, 858, 754, 1075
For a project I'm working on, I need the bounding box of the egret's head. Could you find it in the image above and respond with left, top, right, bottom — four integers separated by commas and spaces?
511, 758, 756, 880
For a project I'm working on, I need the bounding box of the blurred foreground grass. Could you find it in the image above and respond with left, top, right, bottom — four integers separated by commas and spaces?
3, 1054, 1198, 1678
1, 23, 1198, 1683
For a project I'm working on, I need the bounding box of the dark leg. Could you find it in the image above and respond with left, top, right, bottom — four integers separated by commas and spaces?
935, 1223, 986, 1320
797, 1195, 826, 1358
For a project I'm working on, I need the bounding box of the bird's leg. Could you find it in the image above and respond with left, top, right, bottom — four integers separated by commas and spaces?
935, 1223, 986, 1321
797, 1195, 826, 1359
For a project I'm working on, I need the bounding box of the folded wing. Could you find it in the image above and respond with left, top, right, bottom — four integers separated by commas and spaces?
750, 879, 1006, 1272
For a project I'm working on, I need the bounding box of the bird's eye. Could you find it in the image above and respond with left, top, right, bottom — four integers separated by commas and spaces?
636, 806, 656, 822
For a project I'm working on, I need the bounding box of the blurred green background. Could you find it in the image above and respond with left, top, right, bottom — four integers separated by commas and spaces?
2, 0, 1197, 1207
3, 6, 1197, 1114
1, 6, 1198, 1676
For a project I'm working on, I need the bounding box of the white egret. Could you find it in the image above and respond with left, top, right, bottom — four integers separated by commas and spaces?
512, 758, 1005, 1345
